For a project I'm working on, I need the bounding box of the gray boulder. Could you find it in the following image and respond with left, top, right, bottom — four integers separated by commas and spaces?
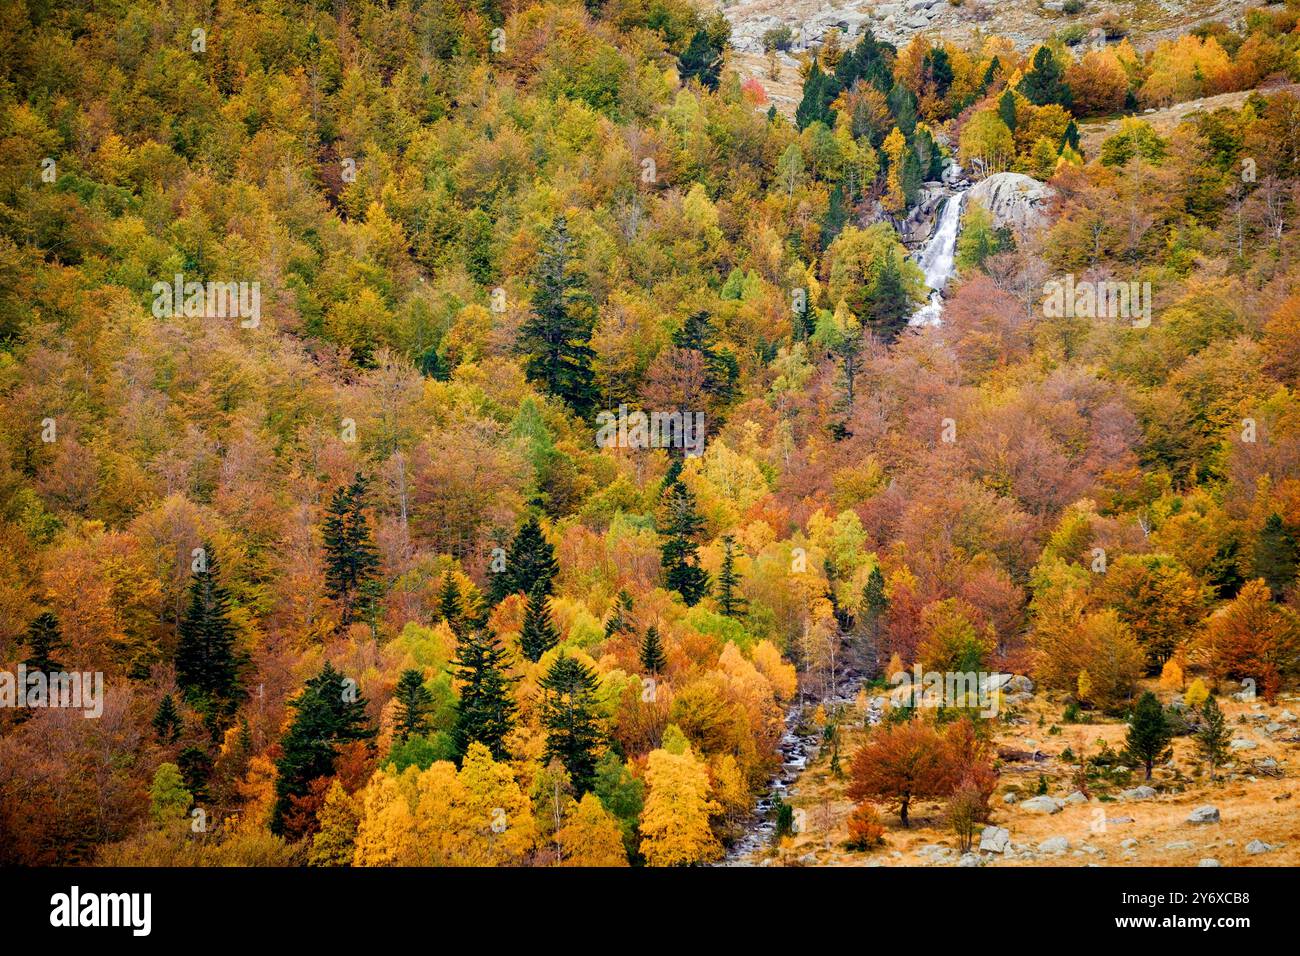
1120, 785, 1158, 801
1038, 836, 1070, 854
1020, 796, 1064, 814
967, 172, 1053, 234
1187, 805, 1220, 824
1245, 839, 1274, 855
979, 825, 1011, 853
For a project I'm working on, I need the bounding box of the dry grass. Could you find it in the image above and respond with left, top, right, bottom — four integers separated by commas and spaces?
745, 686, 1300, 867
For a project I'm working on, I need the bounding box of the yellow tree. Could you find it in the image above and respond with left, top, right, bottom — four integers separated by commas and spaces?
881, 127, 907, 215
639, 743, 723, 866
556, 792, 628, 866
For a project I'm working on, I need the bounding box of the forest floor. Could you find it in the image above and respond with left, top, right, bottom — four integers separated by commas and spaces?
742, 684, 1300, 866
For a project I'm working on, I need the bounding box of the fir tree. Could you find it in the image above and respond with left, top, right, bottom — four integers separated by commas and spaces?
178, 745, 213, 804
796, 62, 836, 130
393, 668, 433, 742
640, 624, 668, 675
604, 589, 635, 640
1017, 45, 1072, 108
659, 476, 711, 606
887, 82, 918, 137
1196, 694, 1230, 781
520, 586, 560, 663
451, 629, 517, 761
519, 215, 597, 417
153, 693, 182, 744
540, 653, 606, 794
864, 249, 914, 341
997, 88, 1018, 133
717, 536, 747, 618
322, 473, 381, 626
678, 29, 725, 92
438, 569, 466, 635
859, 565, 889, 665
22, 611, 63, 673
672, 310, 739, 406
271, 661, 374, 836
1122, 691, 1173, 780
175, 544, 243, 720
1254, 512, 1298, 599
491, 514, 559, 602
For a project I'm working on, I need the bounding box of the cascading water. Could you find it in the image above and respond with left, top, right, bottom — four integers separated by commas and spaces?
909, 189, 967, 327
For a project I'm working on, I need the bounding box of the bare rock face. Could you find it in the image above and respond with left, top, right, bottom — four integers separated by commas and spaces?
967, 172, 1053, 234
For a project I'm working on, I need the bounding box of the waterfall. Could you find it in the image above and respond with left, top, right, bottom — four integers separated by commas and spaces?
909, 190, 967, 327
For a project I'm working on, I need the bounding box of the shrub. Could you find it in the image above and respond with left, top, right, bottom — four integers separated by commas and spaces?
845, 803, 886, 850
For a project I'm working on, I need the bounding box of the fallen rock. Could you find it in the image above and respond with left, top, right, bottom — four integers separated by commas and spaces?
956, 852, 984, 867
1120, 786, 1158, 801
1231, 739, 1259, 751
1199, 858, 1221, 867
1187, 805, 1221, 824
979, 825, 1010, 854
1038, 836, 1070, 854
1064, 791, 1088, 805
1245, 839, 1274, 855
1020, 796, 1064, 814
1002, 792, 1018, 805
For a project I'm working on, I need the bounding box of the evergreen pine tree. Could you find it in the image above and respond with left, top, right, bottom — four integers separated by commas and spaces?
520, 586, 561, 663
887, 82, 918, 137
997, 88, 1018, 133
865, 249, 914, 341
640, 625, 668, 675
821, 183, 849, 249
796, 62, 836, 130
1017, 45, 1072, 108
178, 745, 213, 804
322, 473, 381, 626
491, 514, 560, 602
175, 544, 243, 720
518, 215, 597, 417
672, 310, 739, 406
540, 653, 606, 794
438, 569, 466, 635
393, 668, 434, 742
604, 589, 635, 640
717, 535, 747, 617
659, 477, 711, 606
451, 629, 517, 761
678, 29, 725, 92
1061, 118, 1080, 152
271, 661, 374, 836
860, 565, 888, 663
22, 611, 63, 672
1196, 694, 1230, 781
1254, 512, 1298, 599
153, 693, 182, 744
1122, 691, 1173, 780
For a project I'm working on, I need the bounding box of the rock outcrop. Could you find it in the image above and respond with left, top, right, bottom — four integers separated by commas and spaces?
967, 172, 1052, 234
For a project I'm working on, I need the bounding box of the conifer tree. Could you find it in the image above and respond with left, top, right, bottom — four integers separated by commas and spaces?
672, 310, 739, 406
659, 477, 711, 606
175, 544, 243, 720
491, 515, 559, 602
520, 586, 561, 663
604, 589, 635, 640
1196, 694, 1230, 780
1122, 691, 1173, 780
717, 536, 747, 617
1254, 512, 1298, 599
640, 625, 668, 675
451, 629, 517, 761
519, 215, 597, 417
153, 693, 182, 744
1017, 45, 1072, 108
322, 473, 381, 626
22, 611, 63, 673
678, 29, 725, 92
393, 669, 433, 742
540, 653, 606, 794
438, 569, 466, 635
865, 249, 913, 341
272, 661, 374, 836
997, 88, 1018, 132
